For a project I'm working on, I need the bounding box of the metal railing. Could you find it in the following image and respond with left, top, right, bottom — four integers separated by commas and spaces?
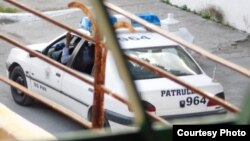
1, 0, 250, 140
1, 0, 171, 128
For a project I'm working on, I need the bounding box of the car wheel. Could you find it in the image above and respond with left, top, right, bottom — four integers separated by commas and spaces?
88, 107, 110, 128
10, 66, 34, 106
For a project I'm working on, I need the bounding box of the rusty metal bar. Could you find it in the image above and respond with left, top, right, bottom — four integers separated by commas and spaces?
91, 1, 172, 131
4, 0, 95, 44
146, 112, 171, 125
126, 54, 240, 113
0, 75, 92, 128
104, 2, 250, 78
90, 1, 148, 127
91, 2, 158, 140
92, 36, 106, 128
114, 21, 136, 32
68, 1, 106, 128
68, 1, 97, 36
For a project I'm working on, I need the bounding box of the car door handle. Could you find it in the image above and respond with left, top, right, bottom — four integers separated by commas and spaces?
56, 73, 61, 77
88, 88, 94, 92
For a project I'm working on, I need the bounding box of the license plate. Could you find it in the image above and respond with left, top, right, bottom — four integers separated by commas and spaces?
179, 96, 206, 108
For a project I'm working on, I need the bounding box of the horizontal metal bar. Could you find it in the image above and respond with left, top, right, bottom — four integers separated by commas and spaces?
126, 54, 240, 113
4, 0, 95, 43
105, 2, 250, 78
0, 75, 92, 128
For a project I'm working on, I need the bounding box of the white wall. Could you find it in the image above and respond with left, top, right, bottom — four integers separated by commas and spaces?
169, 0, 250, 33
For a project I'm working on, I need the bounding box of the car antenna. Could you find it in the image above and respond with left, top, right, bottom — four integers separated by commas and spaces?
212, 63, 217, 82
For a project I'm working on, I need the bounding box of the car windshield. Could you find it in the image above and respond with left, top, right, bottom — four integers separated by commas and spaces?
125, 46, 202, 80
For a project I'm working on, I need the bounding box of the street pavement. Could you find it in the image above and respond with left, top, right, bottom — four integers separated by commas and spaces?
0, 0, 250, 136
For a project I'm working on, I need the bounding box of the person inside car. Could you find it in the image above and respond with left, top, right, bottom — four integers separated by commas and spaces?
61, 32, 73, 64
61, 32, 94, 74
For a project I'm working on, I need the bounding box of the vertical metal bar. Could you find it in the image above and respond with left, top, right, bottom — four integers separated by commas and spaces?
68, 0, 106, 129
236, 87, 250, 124
91, 0, 144, 127
90, 0, 145, 127
90, 1, 157, 141
92, 35, 107, 128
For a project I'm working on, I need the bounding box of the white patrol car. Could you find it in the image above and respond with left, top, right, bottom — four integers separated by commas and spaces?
6, 13, 225, 128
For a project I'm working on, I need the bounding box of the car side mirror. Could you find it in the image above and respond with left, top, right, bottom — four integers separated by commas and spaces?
29, 50, 41, 58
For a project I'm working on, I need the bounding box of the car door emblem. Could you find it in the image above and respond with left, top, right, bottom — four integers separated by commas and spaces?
45, 67, 51, 79
180, 100, 185, 108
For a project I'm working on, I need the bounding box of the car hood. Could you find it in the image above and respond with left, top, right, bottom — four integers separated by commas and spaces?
26, 43, 48, 52
8, 42, 48, 58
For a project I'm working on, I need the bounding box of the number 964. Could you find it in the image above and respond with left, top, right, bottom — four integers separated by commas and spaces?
179, 96, 206, 108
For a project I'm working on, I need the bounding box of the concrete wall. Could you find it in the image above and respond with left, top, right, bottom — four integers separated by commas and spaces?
0, 104, 56, 140
168, 0, 250, 33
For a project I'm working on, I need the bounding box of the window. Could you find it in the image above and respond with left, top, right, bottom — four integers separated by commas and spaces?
125, 46, 202, 80
71, 41, 95, 75
43, 34, 81, 62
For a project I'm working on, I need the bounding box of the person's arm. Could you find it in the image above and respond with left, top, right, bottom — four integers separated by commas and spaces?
61, 32, 72, 64
65, 32, 71, 48
61, 47, 71, 64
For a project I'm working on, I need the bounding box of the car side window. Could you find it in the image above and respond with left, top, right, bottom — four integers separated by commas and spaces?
71, 41, 95, 75
44, 34, 81, 62
47, 38, 66, 61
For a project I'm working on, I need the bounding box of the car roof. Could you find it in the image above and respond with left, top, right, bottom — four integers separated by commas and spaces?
117, 31, 178, 49
76, 28, 178, 49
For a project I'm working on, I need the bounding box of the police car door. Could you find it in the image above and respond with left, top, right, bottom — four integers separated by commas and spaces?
29, 56, 64, 101
29, 36, 65, 101
61, 40, 94, 118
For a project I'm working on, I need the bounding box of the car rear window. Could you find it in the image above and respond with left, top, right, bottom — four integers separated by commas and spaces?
125, 46, 202, 80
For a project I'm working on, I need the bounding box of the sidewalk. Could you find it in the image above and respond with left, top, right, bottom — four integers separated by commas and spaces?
0, 0, 90, 22
0, 0, 88, 12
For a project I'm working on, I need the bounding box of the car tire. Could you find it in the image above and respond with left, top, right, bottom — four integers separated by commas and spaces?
10, 66, 34, 106
88, 107, 110, 128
